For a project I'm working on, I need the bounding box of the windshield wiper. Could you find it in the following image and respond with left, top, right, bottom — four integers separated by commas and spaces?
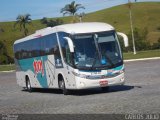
90, 34, 102, 70
104, 52, 115, 68
90, 51, 98, 70
94, 34, 102, 60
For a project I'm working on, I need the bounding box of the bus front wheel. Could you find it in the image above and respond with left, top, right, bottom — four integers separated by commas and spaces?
26, 77, 32, 93
58, 77, 69, 95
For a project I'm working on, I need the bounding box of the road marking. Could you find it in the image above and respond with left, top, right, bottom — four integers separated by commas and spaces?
124, 57, 160, 62
0, 70, 15, 73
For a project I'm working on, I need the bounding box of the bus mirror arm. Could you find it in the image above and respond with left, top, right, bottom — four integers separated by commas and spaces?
117, 32, 129, 47
63, 37, 74, 52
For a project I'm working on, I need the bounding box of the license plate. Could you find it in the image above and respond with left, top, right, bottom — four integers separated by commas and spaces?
99, 80, 108, 87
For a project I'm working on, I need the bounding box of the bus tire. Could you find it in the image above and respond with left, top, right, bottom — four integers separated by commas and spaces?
58, 77, 69, 95
26, 77, 32, 93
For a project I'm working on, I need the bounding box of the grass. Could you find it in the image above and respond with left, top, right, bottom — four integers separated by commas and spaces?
0, 2, 160, 58
0, 49, 160, 71
0, 64, 15, 71
123, 49, 160, 60
84, 2, 160, 32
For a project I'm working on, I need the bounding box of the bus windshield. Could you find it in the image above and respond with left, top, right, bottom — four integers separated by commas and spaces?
72, 31, 123, 70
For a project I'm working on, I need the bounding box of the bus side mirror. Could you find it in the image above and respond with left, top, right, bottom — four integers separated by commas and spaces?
117, 32, 129, 47
63, 37, 74, 52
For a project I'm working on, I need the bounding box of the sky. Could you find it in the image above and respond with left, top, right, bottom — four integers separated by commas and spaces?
0, 0, 160, 22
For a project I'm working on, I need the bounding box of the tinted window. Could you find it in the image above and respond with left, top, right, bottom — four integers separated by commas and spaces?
41, 34, 58, 56
14, 33, 60, 60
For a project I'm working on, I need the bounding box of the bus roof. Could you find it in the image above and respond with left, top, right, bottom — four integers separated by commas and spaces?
55, 22, 114, 34
14, 22, 114, 44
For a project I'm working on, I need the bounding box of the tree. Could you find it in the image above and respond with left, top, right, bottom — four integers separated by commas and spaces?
127, 27, 151, 51
75, 12, 85, 22
0, 28, 4, 33
40, 17, 48, 24
60, 1, 85, 22
54, 18, 63, 25
0, 41, 13, 64
41, 18, 63, 27
152, 38, 160, 50
0, 41, 7, 55
14, 14, 32, 36
46, 19, 63, 27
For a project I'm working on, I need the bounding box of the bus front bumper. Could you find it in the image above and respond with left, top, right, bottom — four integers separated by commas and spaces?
75, 73, 125, 89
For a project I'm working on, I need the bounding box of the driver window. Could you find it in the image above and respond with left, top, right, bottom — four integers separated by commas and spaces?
64, 42, 72, 65
60, 39, 73, 66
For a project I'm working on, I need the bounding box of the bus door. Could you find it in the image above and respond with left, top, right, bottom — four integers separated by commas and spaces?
63, 40, 76, 89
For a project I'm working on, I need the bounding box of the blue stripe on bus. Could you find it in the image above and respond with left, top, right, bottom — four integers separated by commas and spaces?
113, 65, 123, 71
79, 65, 123, 72
18, 56, 48, 88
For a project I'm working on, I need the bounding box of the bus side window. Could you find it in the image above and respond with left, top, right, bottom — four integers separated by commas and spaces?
14, 44, 21, 59
41, 34, 56, 56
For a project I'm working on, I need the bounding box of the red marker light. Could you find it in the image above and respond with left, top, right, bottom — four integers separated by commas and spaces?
35, 34, 42, 38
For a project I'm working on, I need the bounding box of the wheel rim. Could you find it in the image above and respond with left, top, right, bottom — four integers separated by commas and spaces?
59, 79, 69, 95
27, 80, 31, 90
60, 80, 65, 90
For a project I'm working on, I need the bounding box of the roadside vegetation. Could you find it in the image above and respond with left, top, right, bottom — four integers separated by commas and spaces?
14, 14, 32, 36
60, 1, 85, 22
40, 18, 64, 27
123, 49, 160, 60
0, 2, 160, 65
0, 64, 15, 71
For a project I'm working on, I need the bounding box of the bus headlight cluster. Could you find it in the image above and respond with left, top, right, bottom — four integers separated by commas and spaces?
72, 71, 100, 79
72, 71, 86, 78
72, 69, 124, 80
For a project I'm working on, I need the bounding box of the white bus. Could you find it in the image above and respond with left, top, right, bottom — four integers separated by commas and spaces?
13, 22, 128, 95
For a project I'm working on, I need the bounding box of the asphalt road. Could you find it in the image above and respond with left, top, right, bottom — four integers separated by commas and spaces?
0, 59, 160, 114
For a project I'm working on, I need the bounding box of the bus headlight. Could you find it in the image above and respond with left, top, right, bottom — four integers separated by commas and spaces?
72, 71, 86, 78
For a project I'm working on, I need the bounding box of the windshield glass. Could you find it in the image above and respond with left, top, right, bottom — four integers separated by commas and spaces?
72, 31, 123, 70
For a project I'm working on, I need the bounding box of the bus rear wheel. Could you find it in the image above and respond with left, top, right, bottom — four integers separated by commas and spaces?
59, 78, 69, 95
26, 77, 32, 93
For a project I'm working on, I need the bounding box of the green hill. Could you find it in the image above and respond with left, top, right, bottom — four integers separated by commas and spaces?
83, 2, 160, 43
0, 2, 160, 60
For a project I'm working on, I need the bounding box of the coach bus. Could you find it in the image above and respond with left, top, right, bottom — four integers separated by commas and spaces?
13, 22, 128, 95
